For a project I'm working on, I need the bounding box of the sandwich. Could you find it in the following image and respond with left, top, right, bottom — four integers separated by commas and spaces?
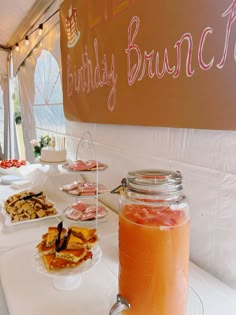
66, 233, 85, 249
86, 235, 98, 249
69, 226, 97, 241
66, 231, 98, 250
55, 247, 87, 263
42, 254, 77, 270
42, 254, 55, 270
37, 240, 56, 255
46, 226, 67, 247
37, 234, 67, 255
42, 251, 93, 270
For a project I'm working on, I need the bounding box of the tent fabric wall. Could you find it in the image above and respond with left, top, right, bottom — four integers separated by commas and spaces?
65, 122, 236, 291
18, 67, 37, 163
0, 0, 61, 162
17, 23, 61, 163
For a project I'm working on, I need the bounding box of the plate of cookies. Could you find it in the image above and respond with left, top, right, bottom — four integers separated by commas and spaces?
0, 190, 61, 226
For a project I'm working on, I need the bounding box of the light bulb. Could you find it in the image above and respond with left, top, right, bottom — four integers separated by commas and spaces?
38, 24, 43, 36
25, 35, 29, 46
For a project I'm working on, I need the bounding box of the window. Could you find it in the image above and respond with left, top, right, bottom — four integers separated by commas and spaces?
34, 49, 65, 139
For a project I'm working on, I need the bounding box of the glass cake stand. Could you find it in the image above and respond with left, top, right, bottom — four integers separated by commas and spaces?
32, 245, 102, 290
36, 159, 67, 176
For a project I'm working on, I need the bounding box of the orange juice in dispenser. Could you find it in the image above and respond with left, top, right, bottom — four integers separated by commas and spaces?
110, 169, 190, 315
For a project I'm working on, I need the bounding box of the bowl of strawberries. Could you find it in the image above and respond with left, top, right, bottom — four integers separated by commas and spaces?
0, 159, 29, 175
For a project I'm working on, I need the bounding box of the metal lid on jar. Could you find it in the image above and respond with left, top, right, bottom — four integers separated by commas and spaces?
125, 169, 183, 195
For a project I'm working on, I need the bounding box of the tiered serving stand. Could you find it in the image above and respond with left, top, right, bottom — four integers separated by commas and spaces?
60, 131, 109, 230
35, 131, 109, 289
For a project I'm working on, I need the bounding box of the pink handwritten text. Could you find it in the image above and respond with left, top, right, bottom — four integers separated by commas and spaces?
126, 0, 236, 85
67, 38, 117, 111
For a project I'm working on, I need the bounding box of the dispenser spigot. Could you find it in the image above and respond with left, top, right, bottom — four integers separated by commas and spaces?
109, 294, 131, 315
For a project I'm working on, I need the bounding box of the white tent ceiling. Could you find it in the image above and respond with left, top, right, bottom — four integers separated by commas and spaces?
0, 0, 61, 76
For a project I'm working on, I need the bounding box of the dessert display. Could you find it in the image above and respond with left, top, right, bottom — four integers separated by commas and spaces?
36, 222, 98, 271
40, 147, 67, 163
61, 181, 109, 196
31, 136, 67, 163
3, 191, 57, 223
64, 160, 107, 172
64, 200, 108, 221
39, 136, 66, 163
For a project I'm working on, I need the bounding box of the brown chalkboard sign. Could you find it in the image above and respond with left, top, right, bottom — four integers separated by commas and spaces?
60, 0, 236, 130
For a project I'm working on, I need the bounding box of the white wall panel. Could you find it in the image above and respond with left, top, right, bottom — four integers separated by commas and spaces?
66, 121, 236, 290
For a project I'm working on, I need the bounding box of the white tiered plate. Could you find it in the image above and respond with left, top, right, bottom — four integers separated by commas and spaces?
32, 245, 102, 290
60, 190, 108, 198
62, 161, 108, 174
60, 182, 109, 198
63, 206, 108, 223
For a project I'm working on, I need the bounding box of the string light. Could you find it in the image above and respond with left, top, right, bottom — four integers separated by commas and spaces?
25, 35, 29, 46
12, 8, 59, 52
38, 23, 43, 36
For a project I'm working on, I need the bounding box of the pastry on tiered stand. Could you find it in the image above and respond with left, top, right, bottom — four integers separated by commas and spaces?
33, 222, 101, 290
36, 224, 98, 271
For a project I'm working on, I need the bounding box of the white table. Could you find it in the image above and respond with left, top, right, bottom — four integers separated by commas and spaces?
0, 167, 236, 315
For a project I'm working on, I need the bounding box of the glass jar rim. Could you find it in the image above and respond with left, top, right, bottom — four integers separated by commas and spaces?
125, 169, 183, 195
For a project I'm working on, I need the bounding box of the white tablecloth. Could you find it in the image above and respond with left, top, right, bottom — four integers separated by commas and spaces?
0, 166, 236, 315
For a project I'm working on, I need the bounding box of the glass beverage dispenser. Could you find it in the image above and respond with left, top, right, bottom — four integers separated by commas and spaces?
110, 169, 190, 315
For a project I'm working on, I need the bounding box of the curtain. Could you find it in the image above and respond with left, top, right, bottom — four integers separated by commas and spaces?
0, 75, 10, 159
